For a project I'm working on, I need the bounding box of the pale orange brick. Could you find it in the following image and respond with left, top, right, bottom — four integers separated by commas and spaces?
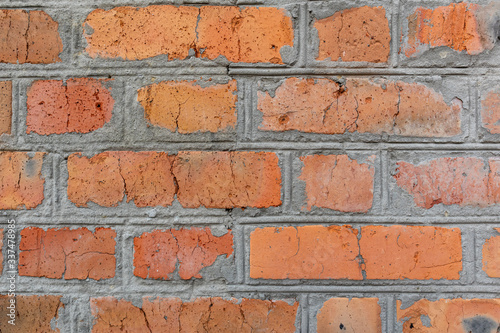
0, 81, 12, 135
317, 298, 382, 333
481, 88, 500, 134
482, 228, 500, 278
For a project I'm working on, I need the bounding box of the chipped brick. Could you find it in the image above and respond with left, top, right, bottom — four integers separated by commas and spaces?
482, 228, 500, 278
317, 298, 382, 333
134, 228, 233, 280
0, 81, 12, 135
481, 88, 500, 134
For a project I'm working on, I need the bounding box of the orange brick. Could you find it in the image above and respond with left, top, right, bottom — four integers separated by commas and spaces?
360, 225, 462, 280
0, 152, 45, 210
173, 151, 282, 209
84, 5, 293, 64
0, 10, 62, 64
26, 78, 114, 135
299, 154, 375, 213
0, 295, 64, 332
91, 297, 298, 332
0, 81, 12, 135
482, 228, 500, 278
258, 78, 461, 137
250, 225, 362, 280
404, 3, 486, 57
397, 298, 500, 332
481, 88, 500, 134
317, 298, 382, 333
0, 229, 3, 274
134, 228, 233, 280
137, 80, 237, 133
19, 227, 116, 280
315, 6, 390, 63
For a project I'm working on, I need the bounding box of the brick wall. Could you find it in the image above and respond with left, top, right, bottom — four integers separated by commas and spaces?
1, 0, 500, 332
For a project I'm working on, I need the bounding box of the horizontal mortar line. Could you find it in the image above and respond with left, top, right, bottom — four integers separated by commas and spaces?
236, 216, 500, 224
225, 285, 500, 293
235, 142, 500, 150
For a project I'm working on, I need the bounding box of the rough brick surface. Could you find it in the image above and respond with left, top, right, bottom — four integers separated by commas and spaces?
0, 229, 3, 274
394, 157, 500, 209
84, 6, 293, 64
19, 227, 116, 280
91, 297, 298, 332
0, 10, 62, 64
250, 225, 362, 280
482, 228, 500, 278
315, 6, 390, 63
299, 154, 375, 212
0, 81, 12, 135
317, 298, 382, 333
404, 3, 487, 58
137, 80, 237, 133
173, 151, 282, 208
26, 78, 114, 135
258, 78, 461, 137
397, 298, 500, 332
360, 225, 462, 280
0, 152, 45, 210
134, 228, 233, 280
0, 295, 64, 332
481, 88, 500, 134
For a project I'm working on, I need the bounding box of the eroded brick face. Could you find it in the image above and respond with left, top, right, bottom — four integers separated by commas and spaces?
317, 298, 382, 333
482, 228, 500, 278
133, 228, 233, 280
0, 229, 3, 274
315, 6, 390, 63
0, 152, 45, 210
0, 81, 12, 135
91, 297, 298, 332
84, 6, 293, 64
481, 88, 500, 134
19, 227, 116, 280
258, 78, 461, 137
137, 80, 237, 133
0, 10, 62, 64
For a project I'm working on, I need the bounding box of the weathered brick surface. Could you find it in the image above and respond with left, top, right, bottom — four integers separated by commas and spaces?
482, 228, 500, 278
134, 228, 233, 280
0, 229, 3, 274
314, 6, 390, 63
0, 152, 45, 210
91, 297, 298, 332
0, 81, 12, 135
258, 78, 461, 136
299, 154, 375, 212
481, 87, 500, 134
0, 10, 62, 64
137, 80, 237, 133
26, 78, 114, 135
0, 295, 64, 332
84, 6, 293, 64
397, 298, 500, 332
317, 298, 382, 333
19, 227, 116, 280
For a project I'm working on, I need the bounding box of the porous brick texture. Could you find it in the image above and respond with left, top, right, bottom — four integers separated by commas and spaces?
3, 0, 500, 332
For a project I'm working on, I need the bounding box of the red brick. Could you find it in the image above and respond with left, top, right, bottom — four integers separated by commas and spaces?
360, 225, 462, 280
91, 297, 298, 332
403, 3, 487, 58
0, 81, 12, 135
397, 298, 500, 332
317, 298, 382, 333
0, 295, 64, 332
482, 228, 500, 278
137, 80, 237, 133
250, 225, 362, 280
0, 10, 62, 64
134, 228, 233, 280
315, 6, 390, 63
299, 154, 375, 212
173, 151, 282, 209
26, 78, 114, 135
19, 227, 116, 280
481, 88, 500, 134
395, 157, 500, 209
84, 5, 293, 64
0, 152, 45, 210
258, 78, 461, 137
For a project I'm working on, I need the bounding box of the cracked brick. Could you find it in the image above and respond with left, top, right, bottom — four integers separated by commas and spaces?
26, 78, 114, 135
482, 228, 500, 278
315, 6, 390, 63
0, 10, 62, 64
19, 227, 116, 280
0, 81, 12, 135
133, 228, 233, 280
299, 154, 375, 213
0, 151, 45, 210
317, 298, 382, 333
137, 80, 237, 133
397, 298, 500, 332
258, 77, 461, 137
84, 5, 293, 64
